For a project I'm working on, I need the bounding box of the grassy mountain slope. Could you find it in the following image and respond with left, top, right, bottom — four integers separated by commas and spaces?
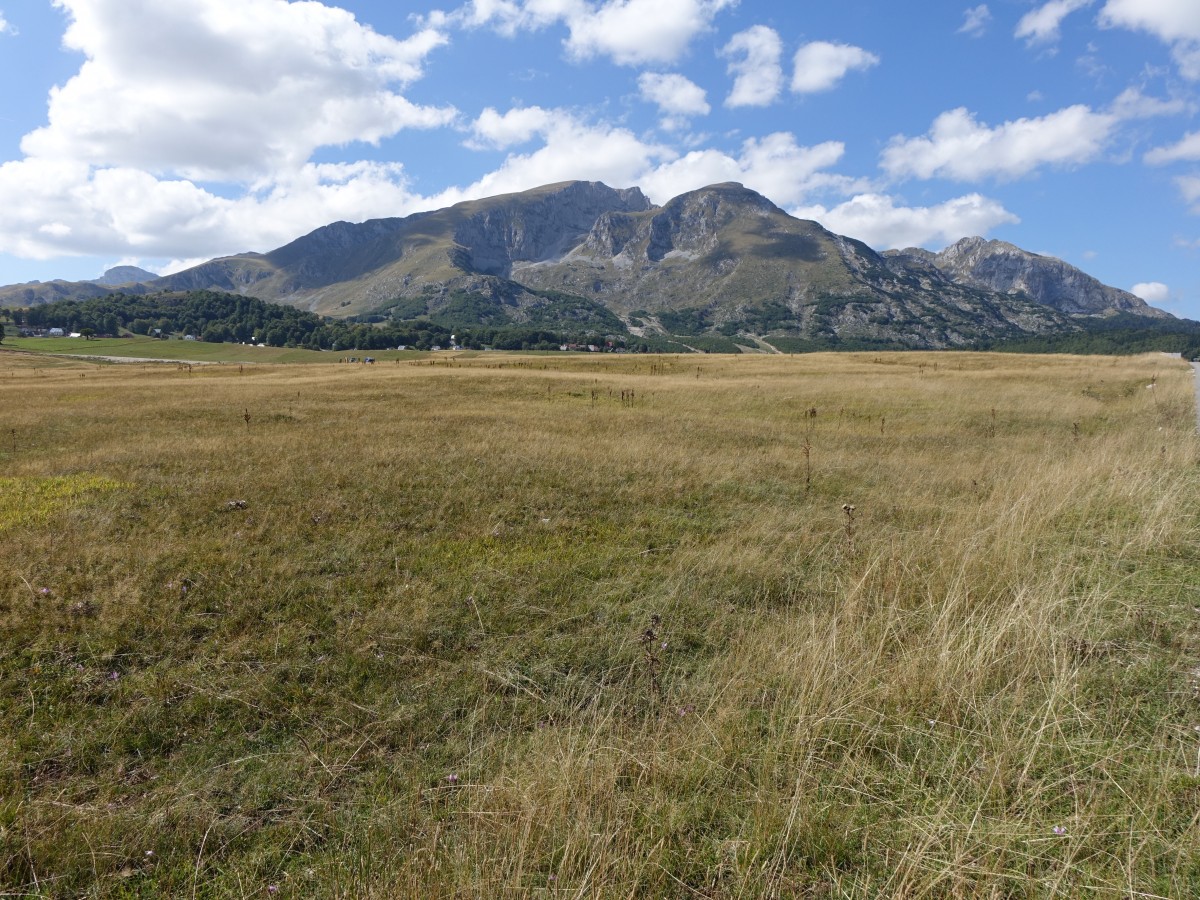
153, 181, 653, 319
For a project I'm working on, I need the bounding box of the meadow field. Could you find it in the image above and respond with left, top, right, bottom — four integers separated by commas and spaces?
2, 348, 1198, 897
4, 336, 344, 365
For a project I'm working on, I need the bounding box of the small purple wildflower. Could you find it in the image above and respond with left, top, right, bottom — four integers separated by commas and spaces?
267, 886, 279, 895
660, 641, 668, 650
445, 773, 459, 784
107, 671, 120, 681
1052, 825, 1066, 835
39, 587, 51, 595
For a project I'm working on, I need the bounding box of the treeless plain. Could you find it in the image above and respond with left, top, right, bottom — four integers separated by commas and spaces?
2, 349, 1198, 896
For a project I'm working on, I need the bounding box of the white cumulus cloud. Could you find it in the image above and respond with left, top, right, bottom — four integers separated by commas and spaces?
22, 0, 455, 182
462, 0, 734, 66
640, 133, 863, 208
0, 157, 433, 262
881, 105, 1118, 181
1178, 174, 1200, 211
458, 0, 580, 33
959, 5, 992, 37
450, 108, 675, 203
1108, 87, 1191, 120
569, 0, 735, 65
469, 106, 558, 149
1099, 0, 1200, 42
0, 11, 15, 35
795, 193, 1019, 250
1131, 281, 1170, 302
0, 0, 466, 265
458, 109, 866, 214
1145, 131, 1200, 164
1100, 0, 1200, 78
791, 41, 880, 94
638, 72, 711, 121
721, 26, 784, 108
1015, 0, 1093, 45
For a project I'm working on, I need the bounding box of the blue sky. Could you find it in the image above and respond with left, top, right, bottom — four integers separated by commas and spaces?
1, 0, 1199, 316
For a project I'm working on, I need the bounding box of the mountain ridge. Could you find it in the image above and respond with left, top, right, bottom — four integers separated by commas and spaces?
0, 181, 1172, 349
885, 237, 1161, 318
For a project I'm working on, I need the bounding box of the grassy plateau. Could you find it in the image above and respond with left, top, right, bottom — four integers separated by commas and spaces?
1, 348, 1198, 897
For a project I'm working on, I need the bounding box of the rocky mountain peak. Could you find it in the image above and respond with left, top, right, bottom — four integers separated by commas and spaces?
454, 180, 654, 276
929, 237, 1164, 317
639, 182, 782, 262
666, 182, 779, 217
91, 265, 159, 286
938, 236, 1025, 265
551, 180, 653, 211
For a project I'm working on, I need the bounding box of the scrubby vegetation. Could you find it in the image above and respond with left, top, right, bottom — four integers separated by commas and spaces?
986, 312, 1200, 357
12, 293, 1200, 359
8, 292, 655, 353
11, 291, 453, 350
2, 349, 1198, 896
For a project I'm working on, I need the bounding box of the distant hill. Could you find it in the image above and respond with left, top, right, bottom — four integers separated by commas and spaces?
92, 265, 159, 286
0, 181, 1174, 350
0, 265, 158, 306
0, 279, 141, 306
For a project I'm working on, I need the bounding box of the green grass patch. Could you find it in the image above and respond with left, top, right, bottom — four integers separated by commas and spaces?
0, 474, 129, 533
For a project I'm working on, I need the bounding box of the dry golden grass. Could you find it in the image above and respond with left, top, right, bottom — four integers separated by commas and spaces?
1, 349, 1198, 897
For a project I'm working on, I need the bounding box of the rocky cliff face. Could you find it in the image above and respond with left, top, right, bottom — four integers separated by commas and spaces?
511, 183, 1074, 347
453, 181, 652, 275
887, 237, 1166, 318
522, 182, 844, 305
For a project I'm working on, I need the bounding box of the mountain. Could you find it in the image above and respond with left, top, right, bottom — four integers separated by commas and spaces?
0, 265, 158, 306
149, 181, 654, 322
0, 279, 128, 306
885, 238, 1167, 318
91, 265, 160, 287
507, 182, 1084, 347
0, 181, 1171, 349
